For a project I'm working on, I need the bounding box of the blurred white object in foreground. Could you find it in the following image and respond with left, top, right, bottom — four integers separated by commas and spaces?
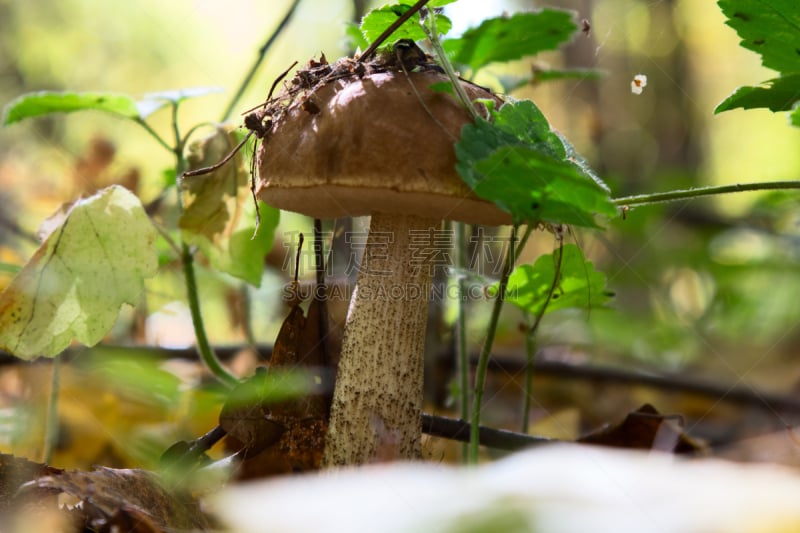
214, 444, 800, 533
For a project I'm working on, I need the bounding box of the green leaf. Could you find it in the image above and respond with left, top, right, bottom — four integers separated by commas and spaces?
443, 10, 577, 73
714, 74, 800, 113
456, 100, 614, 227
471, 146, 613, 228
0, 186, 159, 359
2, 91, 140, 126
505, 244, 612, 316
360, 4, 451, 45
791, 103, 800, 127
179, 128, 279, 286
717, 0, 800, 74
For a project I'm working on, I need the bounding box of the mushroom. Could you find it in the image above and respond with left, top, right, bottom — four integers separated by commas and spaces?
257, 55, 509, 465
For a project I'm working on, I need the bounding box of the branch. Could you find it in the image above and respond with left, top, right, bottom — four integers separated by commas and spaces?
422, 413, 554, 451
614, 180, 800, 208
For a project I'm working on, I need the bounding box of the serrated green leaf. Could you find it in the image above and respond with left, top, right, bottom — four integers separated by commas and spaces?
2, 91, 140, 126
360, 4, 451, 45
456, 100, 614, 227
0, 186, 158, 359
180, 128, 279, 286
714, 74, 800, 113
505, 244, 611, 316
717, 0, 800, 74
471, 146, 613, 228
443, 10, 577, 73
557, 132, 610, 192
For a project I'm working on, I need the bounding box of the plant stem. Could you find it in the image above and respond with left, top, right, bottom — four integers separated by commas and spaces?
614, 180, 800, 208
468, 225, 520, 464
454, 221, 470, 461
521, 238, 562, 433
172, 104, 238, 389
220, 0, 303, 121
42, 354, 61, 463
136, 118, 173, 153
180, 242, 238, 388
425, 9, 480, 122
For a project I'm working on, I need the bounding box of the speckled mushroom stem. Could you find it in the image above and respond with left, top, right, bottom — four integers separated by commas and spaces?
322, 212, 438, 465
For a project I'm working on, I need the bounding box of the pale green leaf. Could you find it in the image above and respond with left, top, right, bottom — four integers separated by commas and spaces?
3, 91, 140, 126
0, 186, 159, 359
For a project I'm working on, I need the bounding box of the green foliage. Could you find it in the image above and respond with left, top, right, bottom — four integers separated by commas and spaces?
179, 128, 279, 286
0, 186, 159, 359
717, 0, 800, 74
360, 3, 451, 45
715, 0, 800, 122
2, 88, 223, 124
455, 100, 615, 227
715, 74, 800, 113
443, 10, 577, 73
3, 91, 141, 125
504, 244, 612, 316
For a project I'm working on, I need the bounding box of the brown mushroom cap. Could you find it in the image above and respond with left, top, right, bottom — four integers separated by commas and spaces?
257, 69, 511, 226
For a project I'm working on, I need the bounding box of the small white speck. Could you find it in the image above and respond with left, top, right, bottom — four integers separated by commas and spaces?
631, 74, 647, 95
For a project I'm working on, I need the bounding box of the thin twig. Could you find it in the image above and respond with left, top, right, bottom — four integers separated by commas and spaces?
422, 413, 554, 451
220, 0, 303, 121
182, 134, 252, 178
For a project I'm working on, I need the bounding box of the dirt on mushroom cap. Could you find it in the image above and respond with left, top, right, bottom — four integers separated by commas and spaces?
255, 51, 511, 226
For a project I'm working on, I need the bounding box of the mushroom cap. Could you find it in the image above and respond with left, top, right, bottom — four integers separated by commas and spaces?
257, 69, 511, 226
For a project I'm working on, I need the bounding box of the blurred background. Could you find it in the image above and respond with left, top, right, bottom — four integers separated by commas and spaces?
1, 0, 799, 469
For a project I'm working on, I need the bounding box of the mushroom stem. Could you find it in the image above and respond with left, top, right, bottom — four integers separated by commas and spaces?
322, 212, 438, 465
